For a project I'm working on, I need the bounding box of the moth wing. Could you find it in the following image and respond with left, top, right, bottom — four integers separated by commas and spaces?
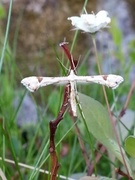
21, 76, 41, 92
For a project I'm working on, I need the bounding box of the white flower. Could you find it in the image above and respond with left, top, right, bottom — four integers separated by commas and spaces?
67, 10, 111, 33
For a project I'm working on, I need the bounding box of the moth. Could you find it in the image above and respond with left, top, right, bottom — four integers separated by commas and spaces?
21, 70, 124, 116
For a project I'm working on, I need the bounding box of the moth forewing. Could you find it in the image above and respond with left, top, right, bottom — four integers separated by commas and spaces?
39, 77, 69, 87
104, 74, 124, 89
21, 76, 71, 92
74, 74, 124, 89
21, 76, 41, 92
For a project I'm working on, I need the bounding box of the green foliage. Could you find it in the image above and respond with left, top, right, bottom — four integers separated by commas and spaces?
1, 1, 135, 179
128, 40, 135, 63
125, 135, 135, 158
0, 3, 6, 18
77, 93, 134, 179
48, 89, 62, 116
110, 19, 122, 47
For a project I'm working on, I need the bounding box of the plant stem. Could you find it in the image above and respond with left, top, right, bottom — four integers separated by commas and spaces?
49, 85, 70, 180
0, 0, 13, 73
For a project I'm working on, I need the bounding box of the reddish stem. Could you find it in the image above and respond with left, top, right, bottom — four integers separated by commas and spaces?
115, 168, 133, 180
59, 42, 78, 70
88, 144, 107, 174
119, 79, 135, 118
49, 85, 70, 180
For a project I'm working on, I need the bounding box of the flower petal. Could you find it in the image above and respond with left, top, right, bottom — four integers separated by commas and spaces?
68, 10, 111, 33
68, 16, 92, 32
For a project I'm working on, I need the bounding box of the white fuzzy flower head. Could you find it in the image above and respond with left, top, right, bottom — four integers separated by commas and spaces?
67, 10, 111, 33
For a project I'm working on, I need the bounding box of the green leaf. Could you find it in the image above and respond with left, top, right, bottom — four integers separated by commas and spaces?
48, 90, 61, 116
109, 18, 122, 47
125, 136, 135, 158
0, 4, 6, 18
77, 93, 134, 179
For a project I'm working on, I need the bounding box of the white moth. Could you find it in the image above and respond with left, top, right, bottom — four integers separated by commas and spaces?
21, 70, 124, 116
